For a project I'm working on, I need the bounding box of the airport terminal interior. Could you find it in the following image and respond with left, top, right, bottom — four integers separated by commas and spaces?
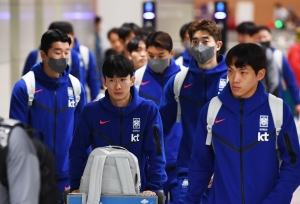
1, 0, 300, 203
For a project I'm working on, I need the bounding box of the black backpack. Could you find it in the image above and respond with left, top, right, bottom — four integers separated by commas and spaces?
0, 117, 61, 204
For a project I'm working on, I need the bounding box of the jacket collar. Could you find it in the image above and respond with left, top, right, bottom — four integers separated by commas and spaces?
188, 55, 227, 74
218, 81, 268, 116
32, 62, 70, 85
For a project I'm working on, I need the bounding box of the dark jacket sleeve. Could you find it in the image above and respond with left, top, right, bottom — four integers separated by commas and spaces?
87, 51, 100, 100
143, 103, 167, 191
159, 75, 177, 136
185, 105, 214, 204
69, 106, 92, 191
9, 79, 29, 124
262, 103, 300, 203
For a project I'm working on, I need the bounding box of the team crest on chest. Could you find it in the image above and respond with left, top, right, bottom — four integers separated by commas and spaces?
258, 115, 269, 141
218, 78, 227, 94
133, 118, 140, 132
68, 87, 76, 108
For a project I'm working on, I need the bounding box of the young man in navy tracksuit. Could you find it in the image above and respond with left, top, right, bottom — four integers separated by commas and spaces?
9, 29, 86, 195
69, 55, 167, 195
134, 31, 182, 204
23, 22, 83, 85
159, 19, 228, 203
186, 43, 300, 204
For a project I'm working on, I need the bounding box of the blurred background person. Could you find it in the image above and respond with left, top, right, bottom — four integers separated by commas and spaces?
288, 27, 300, 89
257, 25, 300, 115
94, 16, 103, 76
67, 21, 100, 101
118, 22, 143, 57
236, 21, 279, 97
175, 22, 193, 69
127, 35, 147, 71
104, 28, 124, 59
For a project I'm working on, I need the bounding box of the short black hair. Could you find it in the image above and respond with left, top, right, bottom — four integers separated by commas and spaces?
226, 43, 266, 74
118, 23, 142, 41
257, 25, 271, 34
48, 21, 74, 35
102, 55, 134, 78
95, 16, 101, 24
107, 28, 119, 40
146, 31, 173, 52
180, 22, 193, 41
127, 35, 147, 53
40, 29, 71, 55
236, 22, 257, 36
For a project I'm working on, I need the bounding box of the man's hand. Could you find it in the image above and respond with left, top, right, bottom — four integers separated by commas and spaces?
141, 190, 156, 196
71, 189, 79, 193
208, 175, 214, 188
294, 104, 300, 115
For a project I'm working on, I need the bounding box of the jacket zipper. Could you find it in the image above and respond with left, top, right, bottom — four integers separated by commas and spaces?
54, 79, 58, 156
203, 70, 207, 103
120, 108, 124, 146
161, 73, 164, 91
240, 99, 245, 204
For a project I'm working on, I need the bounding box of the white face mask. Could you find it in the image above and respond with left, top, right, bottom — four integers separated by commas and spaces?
191, 44, 215, 64
148, 58, 169, 73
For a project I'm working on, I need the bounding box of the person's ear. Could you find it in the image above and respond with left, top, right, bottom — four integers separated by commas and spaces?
102, 77, 107, 87
131, 76, 136, 86
170, 49, 175, 58
128, 54, 132, 61
40, 50, 47, 62
257, 69, 266, 80
216, 41, 223, 52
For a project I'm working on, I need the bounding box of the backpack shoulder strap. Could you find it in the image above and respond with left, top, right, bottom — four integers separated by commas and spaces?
174, 67, 189, 122
69, 74, 81, 106
268, 94, 283, 149
206, 96, 222, 146
273, 49, 283, 72
21, 71, 35, 107
115, 157, 136, 194
134, 65, 147, 93
85, 155, 107, 204
79, 45, 90, 70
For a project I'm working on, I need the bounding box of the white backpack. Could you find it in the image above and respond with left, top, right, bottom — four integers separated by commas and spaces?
79, 45, 90, 72
79, 146, 140, 204
134, 65, 147, 93
173, 67, 189, 122
21, 71, 81, 107
206, 94, 283, 150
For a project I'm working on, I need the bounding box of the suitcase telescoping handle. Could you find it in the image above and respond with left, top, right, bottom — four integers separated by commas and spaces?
106, 145, 128, 151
